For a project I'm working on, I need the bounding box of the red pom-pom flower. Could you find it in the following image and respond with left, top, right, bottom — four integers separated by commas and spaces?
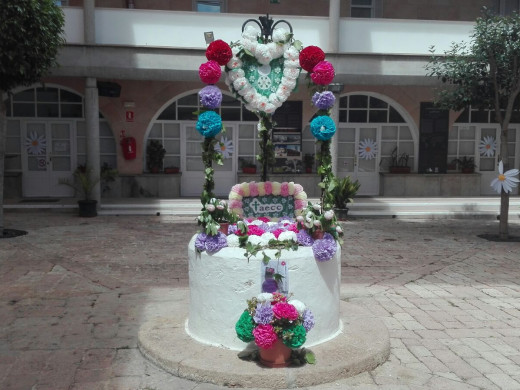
206, 39, 232, 66
299, 46, 325, 72
311, 61, 335, 85
199, 60, 221, 84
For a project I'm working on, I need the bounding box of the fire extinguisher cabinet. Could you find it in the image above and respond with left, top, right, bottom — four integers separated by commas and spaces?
121, 137, 137, 160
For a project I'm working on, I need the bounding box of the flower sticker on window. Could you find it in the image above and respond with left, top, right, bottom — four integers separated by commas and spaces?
214, 136, 234, 159
490, 160, 519, 194
25, 132, 46, 155
358, 138, 377, 160
479, 135, 496, 157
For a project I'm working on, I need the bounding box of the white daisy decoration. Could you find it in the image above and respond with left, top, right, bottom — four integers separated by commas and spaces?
358, 138, 377, 160
479, 136, 496, 157
214, 136, 234, 159
25, 132, 47, 155
490, 160, 520, 194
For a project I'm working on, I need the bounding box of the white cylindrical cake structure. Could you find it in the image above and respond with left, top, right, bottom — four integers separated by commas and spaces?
187, 235, 341, 350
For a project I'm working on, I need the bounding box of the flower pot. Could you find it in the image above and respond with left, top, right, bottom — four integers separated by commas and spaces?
150, 167, 160, 174
218, 222, 229, 235
334, 207, 349, 221
461, 168, 474, 174
389, 166, 411, 173
242, 167, 256, 174
164, 167, 179, 174
305, 167, 312, 173
78, 200, 97, 218
259, 339, 291, 368
312, 229, 324, 240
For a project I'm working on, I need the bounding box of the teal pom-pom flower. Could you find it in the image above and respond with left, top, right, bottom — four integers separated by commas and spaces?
310, 115, 336, 141
196, 111, 222, 138
282, 324, 307, 348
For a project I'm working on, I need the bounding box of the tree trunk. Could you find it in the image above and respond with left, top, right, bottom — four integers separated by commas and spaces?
498, 129, 510, 239
0, 89, 6, 234
499, 190, 510, 240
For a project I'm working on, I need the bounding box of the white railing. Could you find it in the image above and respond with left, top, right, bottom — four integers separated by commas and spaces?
62, 7, 474, 55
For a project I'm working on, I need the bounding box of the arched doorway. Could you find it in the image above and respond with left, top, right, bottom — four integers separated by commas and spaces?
146, 91, 257, 197
337, 92, 418, 195
3, 85, 117, 197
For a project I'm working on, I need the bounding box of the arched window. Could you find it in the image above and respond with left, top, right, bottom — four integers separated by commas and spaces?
4, 86, 117, 173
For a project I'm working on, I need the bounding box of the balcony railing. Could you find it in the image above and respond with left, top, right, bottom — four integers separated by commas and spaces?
63, 7, 474, 56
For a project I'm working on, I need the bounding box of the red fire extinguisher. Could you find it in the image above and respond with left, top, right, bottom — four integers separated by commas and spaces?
120, 130, 136, 160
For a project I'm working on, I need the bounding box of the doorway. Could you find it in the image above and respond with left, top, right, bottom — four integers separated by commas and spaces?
22, 121, 75, 197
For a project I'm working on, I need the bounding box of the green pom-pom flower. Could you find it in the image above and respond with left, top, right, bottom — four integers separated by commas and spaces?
235, 310, 255, 342
282, 324, 307, 348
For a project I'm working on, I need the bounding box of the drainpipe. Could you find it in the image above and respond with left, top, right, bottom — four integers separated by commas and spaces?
329, 0, 340, 175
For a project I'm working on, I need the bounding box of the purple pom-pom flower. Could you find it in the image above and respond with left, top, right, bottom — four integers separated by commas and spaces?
297, 229, 314, 246
253, 303, 274, 325
204, 232, 228, 254
228, 224, 238, 235
311, 91, 336, 110
195, 232, 207, 251
199, 85, 223, 109
302, 309, 315, 332
312, 237, 337, 261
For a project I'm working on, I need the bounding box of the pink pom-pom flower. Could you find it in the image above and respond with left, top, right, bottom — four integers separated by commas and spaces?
252, 324, 278, 349
249, 182, 259, 197
280, 182, 289, 197
311, 61, 335, 85
272, 302, 299, 321
199, 60, 222, 84
264, 181, 272, 195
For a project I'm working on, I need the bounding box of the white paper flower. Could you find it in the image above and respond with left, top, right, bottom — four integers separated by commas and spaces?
214, 136, 234, 159
257, 293, 273, 303
205, 204, 215, 212
479, 136, 496, 157
288, 299, 306, 314
260, 232, 276, 246
278, 231, 297, 242
490, 161, 520, 194
358, 138, 377, 160
247, 235, 263, 246
25, 132, 46, 155
226, 234, 240, 247
324, 210, 335, 220
336, 225, 343, 234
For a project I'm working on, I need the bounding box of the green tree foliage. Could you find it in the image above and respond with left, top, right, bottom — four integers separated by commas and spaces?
0, 0, 65, 234
426, 8, 520, 239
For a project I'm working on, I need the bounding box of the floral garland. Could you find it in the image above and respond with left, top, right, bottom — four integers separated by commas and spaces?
300, 45, 338, 212
228, 181, 307, 218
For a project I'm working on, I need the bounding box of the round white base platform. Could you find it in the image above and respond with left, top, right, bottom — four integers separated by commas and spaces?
187, 235, 341, 350
138, 300, 390, 389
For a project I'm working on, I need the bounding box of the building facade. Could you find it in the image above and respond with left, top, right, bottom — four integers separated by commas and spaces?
4, 0, 520, 200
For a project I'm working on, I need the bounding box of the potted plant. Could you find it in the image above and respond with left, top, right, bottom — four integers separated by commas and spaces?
389, 147, 411, 173
235, 293, 315, 367
240, 158, 257, 174
303, 153, 314, 173
59, 165, 99, 217
198, 198, 238, 235
452, 156, 476, 173
146, 140, 166, 173
331, 175, 361, 220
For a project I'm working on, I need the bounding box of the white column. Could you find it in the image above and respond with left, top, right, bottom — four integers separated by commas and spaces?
85, 77, 101, 203
330, 97, 340, 175
328, 0, 340, 53
83, 0, 95, 44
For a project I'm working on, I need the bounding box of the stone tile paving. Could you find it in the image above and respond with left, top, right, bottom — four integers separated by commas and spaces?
1, 211, 520, 389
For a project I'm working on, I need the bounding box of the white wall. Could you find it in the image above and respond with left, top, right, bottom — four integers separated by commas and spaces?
63, 7, 473, 55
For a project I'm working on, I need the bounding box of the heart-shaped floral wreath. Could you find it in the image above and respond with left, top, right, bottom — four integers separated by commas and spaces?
224, 26, 301, 114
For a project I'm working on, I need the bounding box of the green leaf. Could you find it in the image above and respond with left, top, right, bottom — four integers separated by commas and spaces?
305, 351, 316, 364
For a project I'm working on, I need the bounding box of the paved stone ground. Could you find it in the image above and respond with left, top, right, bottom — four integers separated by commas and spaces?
1, 210, 520, 390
